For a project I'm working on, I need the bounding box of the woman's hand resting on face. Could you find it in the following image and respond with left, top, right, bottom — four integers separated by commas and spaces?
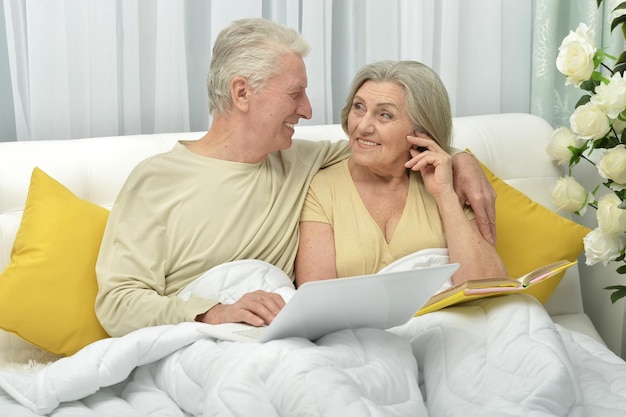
404, 132, 454, 199
405, 133, 497, 245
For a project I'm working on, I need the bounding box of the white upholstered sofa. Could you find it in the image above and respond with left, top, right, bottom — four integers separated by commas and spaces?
0, 112, 606, 356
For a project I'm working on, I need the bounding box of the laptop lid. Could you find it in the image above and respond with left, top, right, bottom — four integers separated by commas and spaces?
197, 262, 458, 343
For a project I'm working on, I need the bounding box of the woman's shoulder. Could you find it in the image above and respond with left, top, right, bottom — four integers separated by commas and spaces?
316, 157, 349, 175
310, 158, 349, 187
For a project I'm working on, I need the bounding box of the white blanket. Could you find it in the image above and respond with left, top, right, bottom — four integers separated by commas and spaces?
1, 257, 626, 416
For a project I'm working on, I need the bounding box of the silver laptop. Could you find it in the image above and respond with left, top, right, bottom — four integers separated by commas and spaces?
196, 263, 459, 343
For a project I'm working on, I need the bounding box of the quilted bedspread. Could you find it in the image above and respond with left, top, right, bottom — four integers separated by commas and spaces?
1, 259, 626, 416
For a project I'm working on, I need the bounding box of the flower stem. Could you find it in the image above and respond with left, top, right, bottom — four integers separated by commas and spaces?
580, 154, 596, 165
600, 62, 615, 76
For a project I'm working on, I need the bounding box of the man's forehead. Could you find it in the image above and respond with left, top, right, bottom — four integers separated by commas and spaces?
266, 73, 308, 91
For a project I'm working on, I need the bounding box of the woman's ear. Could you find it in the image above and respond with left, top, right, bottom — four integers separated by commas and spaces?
230, 77, 250, 112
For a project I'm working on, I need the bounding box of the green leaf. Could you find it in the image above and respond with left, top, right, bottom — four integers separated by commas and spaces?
567, 145, 588, 167
593, 136, 613, 148
611, 14, 626, 33
606, 285, 626, 290
591, 70, 611, 84
579, 77, 599, 93
580, 78, 600, 93
605, 285, 626, 303
591, 138, 604, 149
575, 94, 592, 108
610, 288, 626, 304
595, 135, 621, 149
596, 49, 618, 62
613, 5, 626, 39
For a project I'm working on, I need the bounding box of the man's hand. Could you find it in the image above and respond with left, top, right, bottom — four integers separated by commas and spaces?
451, 152, 497, 245
197, 290, 286, 326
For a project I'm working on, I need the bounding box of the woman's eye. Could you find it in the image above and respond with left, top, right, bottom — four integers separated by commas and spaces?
352, 103, 365, 113
381, 112, 393, 120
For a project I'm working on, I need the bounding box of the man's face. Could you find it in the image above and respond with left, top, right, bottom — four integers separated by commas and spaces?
247, 52, 313, 153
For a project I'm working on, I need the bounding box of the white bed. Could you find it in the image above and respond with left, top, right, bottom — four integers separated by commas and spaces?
0, 267, 625, 416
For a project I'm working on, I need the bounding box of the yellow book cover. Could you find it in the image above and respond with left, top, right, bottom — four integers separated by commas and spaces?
415, 259, 577, 316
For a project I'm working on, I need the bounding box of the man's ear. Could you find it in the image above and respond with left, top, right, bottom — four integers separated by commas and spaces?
231, 77, 250, 112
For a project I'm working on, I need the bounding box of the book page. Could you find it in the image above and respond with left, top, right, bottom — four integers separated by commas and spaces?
516, 260, 576, 287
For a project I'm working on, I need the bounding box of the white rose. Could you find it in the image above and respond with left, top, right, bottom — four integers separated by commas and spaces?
546, 126, 586, 165
590, 72, 626, 119
569, 102, 611, 140
583, 228, 626, 266
551, 176, 592, 214
597, 145, 626, 184
597, 193, 626, 235
556, 23, 597, 87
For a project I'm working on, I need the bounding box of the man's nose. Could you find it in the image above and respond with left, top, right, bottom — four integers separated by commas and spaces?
298, 93, 313, 120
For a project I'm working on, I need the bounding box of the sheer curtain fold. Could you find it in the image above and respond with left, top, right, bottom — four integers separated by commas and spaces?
119, 0, 141, 135
1, 0, 531, 141
153, 1, 189, 133
301, 0, 333, 125
4, 0, 30, 141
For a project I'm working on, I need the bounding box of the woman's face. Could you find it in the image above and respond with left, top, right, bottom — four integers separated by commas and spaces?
347, 80, 415, 174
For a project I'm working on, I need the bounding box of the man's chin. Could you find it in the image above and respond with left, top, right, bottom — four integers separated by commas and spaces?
279, 137, 293, 150
282, 126, 295, 142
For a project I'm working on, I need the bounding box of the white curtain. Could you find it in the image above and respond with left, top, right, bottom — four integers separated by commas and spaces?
0, 0, 532, 141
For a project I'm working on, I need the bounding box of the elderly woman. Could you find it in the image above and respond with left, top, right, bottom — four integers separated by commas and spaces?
295, 60, 506, 287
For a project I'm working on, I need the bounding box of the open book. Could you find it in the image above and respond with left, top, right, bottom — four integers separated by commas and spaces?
415, 259, 577, 316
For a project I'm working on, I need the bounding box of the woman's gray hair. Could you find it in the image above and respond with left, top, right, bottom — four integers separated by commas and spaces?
207, 18, 310, 117
340, 60, 453, 151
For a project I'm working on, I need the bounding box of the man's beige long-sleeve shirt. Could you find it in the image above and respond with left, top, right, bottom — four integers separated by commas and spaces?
95, 139, 349, 336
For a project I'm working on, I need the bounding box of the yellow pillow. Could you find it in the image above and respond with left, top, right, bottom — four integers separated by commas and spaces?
0, 167, 110, 356
473, 154, 591, 304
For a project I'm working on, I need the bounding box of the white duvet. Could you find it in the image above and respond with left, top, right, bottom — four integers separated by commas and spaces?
1, 257, 626, 417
